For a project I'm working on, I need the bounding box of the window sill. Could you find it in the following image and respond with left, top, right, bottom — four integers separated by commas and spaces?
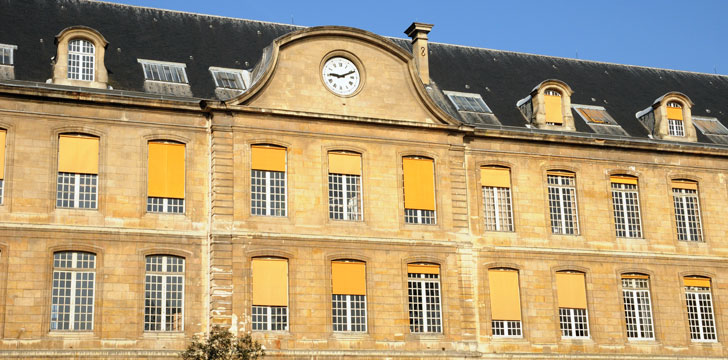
330, 332, 369, 340
491, 336, 526, 342
47, 331, 95, 338
406, 332, 444, 341
55, 207, 99, 212
560, 337, 592, 343
143, 331, 185, 339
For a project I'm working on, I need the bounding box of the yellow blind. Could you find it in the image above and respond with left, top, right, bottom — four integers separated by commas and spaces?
611, 175, 638, 185
332, 261, 366, 295
252, 258, 288, 306
488, 269, 522, 321
251, 145, 286, 172
672, 179, 697, 191
329, 152, 361, 175
148, 142, 185, 199
622, 274, 649, 280
0, 130, 6, 179
403, 158, 435, 210
547, 170, 574, 178
666, 106, 683, 120
58, 135, 99, 174
407, 263, 440, 275
481, 167, 511, 188
544, 94, 563, 124
556, 272, 587, 309
684, 277, 711, 288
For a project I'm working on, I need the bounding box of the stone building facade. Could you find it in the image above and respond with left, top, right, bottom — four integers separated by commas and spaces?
0, 0, 727, 358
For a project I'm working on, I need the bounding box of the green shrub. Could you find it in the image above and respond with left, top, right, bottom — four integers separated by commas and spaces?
181, 326, 264, 360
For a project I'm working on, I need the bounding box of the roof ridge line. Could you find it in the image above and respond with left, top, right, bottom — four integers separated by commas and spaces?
84, 0, 307, 29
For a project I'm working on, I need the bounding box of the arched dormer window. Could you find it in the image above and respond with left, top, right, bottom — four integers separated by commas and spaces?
666, 101, 685, 137
636, 92, 696, 142
52, 26, 108, 89
517, 80, 575, 131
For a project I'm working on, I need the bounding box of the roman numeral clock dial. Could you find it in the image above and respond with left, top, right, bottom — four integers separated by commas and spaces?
322, 56, 361, 96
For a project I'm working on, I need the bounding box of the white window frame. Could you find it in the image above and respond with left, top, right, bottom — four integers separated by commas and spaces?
251, 305, 288, 331
144, 255, 185, 332
138, 59, 188, 84
672, 188, 703, 242
50, 251, 96, 331
611, 182, 642, 238
56, 172, 98, 209
67, 39, 95, 81
686, 286, 717, 342
0, 44, 17, 66
668, 119, 686, 137
251, 169, 287, 217
147, 197, 185, 214
407, 272, 442, 333
404, 209, 436, 225
443, 90, 492, 113
328, 173, 363, 221
209, 66, 250, 90
547, 174, 579, 235
559, 308, 589, 339
332, 294, 368, 332
492, 320, 522, 338
483, 186, 514, 231
622, 278, 654, 340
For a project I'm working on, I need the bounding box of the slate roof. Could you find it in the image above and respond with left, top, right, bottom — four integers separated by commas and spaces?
2, 0, 728, 145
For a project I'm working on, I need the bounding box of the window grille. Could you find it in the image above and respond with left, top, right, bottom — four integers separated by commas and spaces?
686, 286, 717, 342
444, 91, 492, 113
140, 60, 188, 83
252, 306, 288, 331
545, 89, 561, 96
611, 182, 642, 238
404, 209, 435, 225
547, 174, 578, 235
668, 119, 685, 137
50, 251, 96, 331
211, 69, 247, 90
673, 188, 703, 242
147, 197, 185, 214
332, 294, 367, 332
56, 172, 97, 209
0, 44, 16, 65
251, 169, 287, 216
407, 273, 442, 333
67, 39, 94, 81
559, 308, 589, 338
483, 186, 514, 231
622, 277, 654, 340
328, 173, 362, 221
144, 255, 185, 331
492, 320, 522, 338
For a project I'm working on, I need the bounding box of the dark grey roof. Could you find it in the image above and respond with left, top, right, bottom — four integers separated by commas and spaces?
2, 0, 728, 145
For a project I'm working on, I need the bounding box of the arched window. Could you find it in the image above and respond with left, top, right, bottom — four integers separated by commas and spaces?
555, 270, 589, 338
621, 273, 654, 340
57, 133, 99, 209
671, 179, 703, 242
407, 263, 441, 333
547, 170, 578, 235
251, 257, 288, 331
331, 259, 367, 332
683, 276, 716, 341
402, 156, 436, 225
250, 145, 287, 217
147, 140, 185, 214
666, 101, 685, 137
328, 151, 363, 221
488, 268, 522, 337
67, 39, 95, 81
50, 251, 96, 331
481, 166, 514, 232
144, 255, 185, 332
610, 175, 642, 238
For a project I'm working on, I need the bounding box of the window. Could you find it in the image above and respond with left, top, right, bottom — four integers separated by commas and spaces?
572, 104, 629, 136
50, 251, 96, 331
621, 274, 654, 340
692, 116, 728, 145
251, 257, 288, 331
488, 268, 522, 338
139, 59, 188, 84
0, 44, 16, 65
672, 180, 703, 242
544, 89, 563, 126
547, 171, 578, 235
0, 129, 6, 204
407, 263, 442, 333
444, 91, 492, 113
144, 255, 184, 332
556, 271, 589, 338
56, 134, 99, 209
611, 176, 642, 238
684, 276, 717, 342
250, 145, 287, 217
331, 260, 367, 332
67, 39, 94, 81
481, 166, 514, 232
210, 67, 249, 90
147, 141, 185, 214
667, 102, 685, 137
328, 152, 362, 221
403, 157, 436, 225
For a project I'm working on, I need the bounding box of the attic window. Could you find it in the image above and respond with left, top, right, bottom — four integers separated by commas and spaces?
692, 116, 728, 145
209, 67, 249, 90
139, 59, 188, 84
666, 101, 685, 137
444, 91, 492, 113
67, 39, 95, 81
0, 44, 16, 65
572, 104, 628, 136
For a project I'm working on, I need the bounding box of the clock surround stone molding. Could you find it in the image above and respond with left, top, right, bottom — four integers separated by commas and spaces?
319, 50, 366, 98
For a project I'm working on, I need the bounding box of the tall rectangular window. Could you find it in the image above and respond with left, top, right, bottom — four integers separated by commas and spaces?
488, 269, 522, 337
57, 134, 99, 209
481, 166, 514, 231
147, 141, 185, 214
611, 176, 642, 238
544, 89, 563, 125
50, 251, 96, 331
547, 171, 578, 235
672, 180, 703, 242
331, 260, 367, 332
684, 277, 717, 342
0, 129, 6, 204
622, 274, 654, 340
407, 263, 442, 333
0, 44, 16, 66
403, 157, 436, 225
144, 255, 185, 332
667, 102, 685, 137
67, 39, 94, 81
328, 152, 362, 221
251, 258, 288, 331
251, 145, 287, 217
556, 271, 589, 338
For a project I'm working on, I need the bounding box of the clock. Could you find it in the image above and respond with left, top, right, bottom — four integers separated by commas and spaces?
322, 56, 361, 96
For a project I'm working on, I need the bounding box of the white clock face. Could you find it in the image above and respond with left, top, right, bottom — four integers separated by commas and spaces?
322, 57, 361, 96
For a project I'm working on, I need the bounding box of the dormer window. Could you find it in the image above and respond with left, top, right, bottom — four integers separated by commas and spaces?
544, 89, 563, 126
0, 44, 16, 65
666, 102, 685, 137
210, 67, 249, 90
139, 59, 188, 84
636, 92, 696, 142
67, 39, 95, 81
518, 80, 575, 131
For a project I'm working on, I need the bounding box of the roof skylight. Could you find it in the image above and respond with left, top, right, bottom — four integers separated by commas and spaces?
209, 67, 250, 90
444, 91, 492, 113
692, 116, 728, 145
572, 104, 628, 136
138, 59, 188, 84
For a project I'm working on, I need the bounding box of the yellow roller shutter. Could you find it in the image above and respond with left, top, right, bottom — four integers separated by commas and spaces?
332, 261, 366, 295
544, 94, 563, 124
252, 258, 288, 306
407, 263, 440, 275
481, 167, 511, 188
329, 152, 361, 175
0, 130, 6, 179
684, 277, 711, 288
672, 179, 697, 191
622, 274, 649, 280
610, 175, 638, 185
667, 106, 683, 120
556, 272, 587, 309
488, 269, 522, 321
148, 142, 185, 199
547, 170, 574, 178
58, 134, 99, 174
252, 145, 286, 172
403, 157, 435, 210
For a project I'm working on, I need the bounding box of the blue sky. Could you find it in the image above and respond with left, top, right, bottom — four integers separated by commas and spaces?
102, 0, 728, 75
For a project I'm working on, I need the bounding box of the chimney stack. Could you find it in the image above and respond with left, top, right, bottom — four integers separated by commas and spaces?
404, 22, 433, 85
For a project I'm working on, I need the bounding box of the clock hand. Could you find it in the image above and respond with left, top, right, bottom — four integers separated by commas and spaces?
341, 70, 355, 77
